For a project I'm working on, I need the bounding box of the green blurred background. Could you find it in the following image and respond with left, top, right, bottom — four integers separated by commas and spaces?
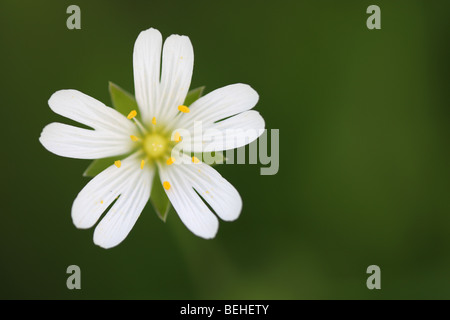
1, 0, 449, 299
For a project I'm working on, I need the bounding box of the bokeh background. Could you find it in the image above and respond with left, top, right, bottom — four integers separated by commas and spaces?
1, 0, 449, 299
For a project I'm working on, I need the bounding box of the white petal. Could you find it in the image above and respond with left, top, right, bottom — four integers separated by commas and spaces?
195, 110, 265, 152
48, 89, 135, 135
159, 163, 219, 239
157, 34, 194, 122
174, 83, 259, 130
72, 154, 153, 249
40, 123, 133, 159
175, 110, 265, 153
40, 90, 136, 159
133, 28, 162, 123
93, 165, 153, 249
173, 156, 242, 221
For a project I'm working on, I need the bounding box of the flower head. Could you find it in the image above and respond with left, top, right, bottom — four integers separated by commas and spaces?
39, 28, 265, 248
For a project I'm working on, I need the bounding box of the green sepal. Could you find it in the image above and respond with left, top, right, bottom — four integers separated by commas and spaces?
83, 157, 116, 177
108, 82, 138, 117
184, 86, 205, 106
150, 170, 171, 222
83, 153, 133, 177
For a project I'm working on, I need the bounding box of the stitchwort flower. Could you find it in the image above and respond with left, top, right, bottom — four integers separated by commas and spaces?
39, 28, 265, 248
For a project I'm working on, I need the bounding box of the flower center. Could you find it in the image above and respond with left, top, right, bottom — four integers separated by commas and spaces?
143, 133, 167, 159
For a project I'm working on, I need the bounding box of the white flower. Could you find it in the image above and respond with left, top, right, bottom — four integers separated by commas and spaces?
39, 28, 265, 249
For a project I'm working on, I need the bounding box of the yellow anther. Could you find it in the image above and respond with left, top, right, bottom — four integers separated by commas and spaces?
100, 200, 104, 204
166, 157, 175, 165
130, 135, 139, 142
140, 159, 145, 169
173, 132, 181, 142
152, 117, 157, 125
178, 105, 190, 113
127, 110, 137, 119
163, 181, 171, 190
192, 156, 200, 164
114, 160, 121, 168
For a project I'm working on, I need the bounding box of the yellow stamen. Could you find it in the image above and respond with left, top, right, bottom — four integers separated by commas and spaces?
127, 110, 137, 119
140, 159, 145, 169
173, 132, 181, 142
132, 117, 148, 134
100, 200, 104, 204
130, 135, 139, 142
192, 156, 200, 164
178, 105, 190, 113
114, 160, 121, 168
166, 157, 175, 165
163, 181, 171, 190
152, 117, 157, 125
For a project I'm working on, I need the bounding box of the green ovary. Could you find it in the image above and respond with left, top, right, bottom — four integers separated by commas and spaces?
143, 133, 168, 159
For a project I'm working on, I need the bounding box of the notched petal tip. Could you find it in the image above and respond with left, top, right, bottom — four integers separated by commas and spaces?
48, 89, 78, 111
193, 222, 219, 240
38, 122, 62, 155
93, 234, 120, 249
254, 113, 266, 138
71, 217, 93, 230
163, 34, 194, 56
142, 27, 162, 35
71, 197, 98, 230
135, 27, 163, 46
236, 83, 260, 106
220, 194, 243, 222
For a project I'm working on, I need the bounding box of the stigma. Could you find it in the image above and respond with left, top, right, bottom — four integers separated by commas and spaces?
143, 133, 167, 159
